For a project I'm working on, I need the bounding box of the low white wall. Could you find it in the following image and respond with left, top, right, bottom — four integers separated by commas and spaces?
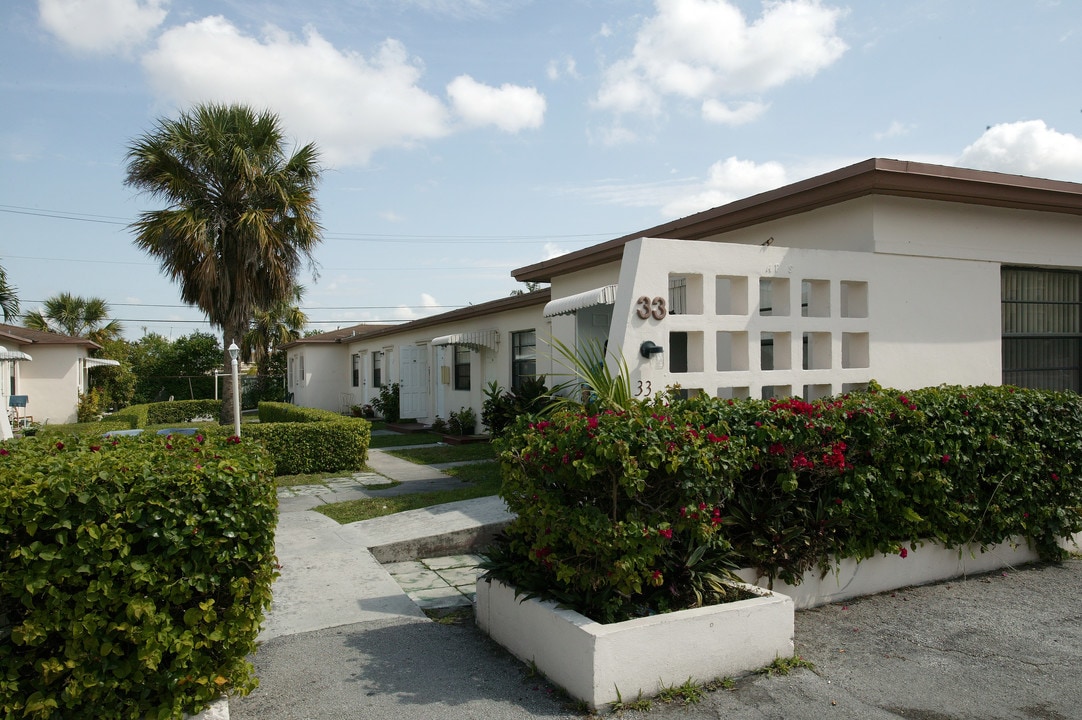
476, 579, 793, 710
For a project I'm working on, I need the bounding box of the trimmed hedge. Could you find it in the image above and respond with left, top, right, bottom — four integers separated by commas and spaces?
110, 400, 222, 429
487, 384, 1082, 623
210, 416, 371, 476
256, 401, 343, 424
0, 432, 277, 719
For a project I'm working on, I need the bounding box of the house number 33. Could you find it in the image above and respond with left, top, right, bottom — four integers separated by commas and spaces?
635, 295, 667, 320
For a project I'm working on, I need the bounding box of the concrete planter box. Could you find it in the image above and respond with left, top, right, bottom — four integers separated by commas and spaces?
475, 578, 793, 710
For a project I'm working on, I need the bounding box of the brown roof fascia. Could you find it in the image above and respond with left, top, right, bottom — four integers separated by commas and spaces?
513, 158, 1082, 282
0, 323, 99, 348
343, 288, 552, 345
279, 323, 388, 350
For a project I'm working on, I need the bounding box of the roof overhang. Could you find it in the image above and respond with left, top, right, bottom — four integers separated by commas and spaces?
513, 158, 1082, 283
543, 285, 618, 317
430, 330, 500, 350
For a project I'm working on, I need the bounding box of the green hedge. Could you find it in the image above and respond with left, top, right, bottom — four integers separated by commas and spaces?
0, 432, 277, 719
209, 418, 371, 476
110, 400, 222, 429
110, 404, 149, 429
486, 384, 1082, 623
35, 421, 131, 439
256, 401, 343, 424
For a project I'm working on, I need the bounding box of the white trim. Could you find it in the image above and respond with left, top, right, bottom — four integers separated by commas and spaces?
543, 285, 618, 317
84, 357, 119, 368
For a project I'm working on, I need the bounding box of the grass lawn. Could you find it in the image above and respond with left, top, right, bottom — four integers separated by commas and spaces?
314, 460, 501, 524
275, 469, 381, 488
369, 431, 443, 448
386, 442, 496, 464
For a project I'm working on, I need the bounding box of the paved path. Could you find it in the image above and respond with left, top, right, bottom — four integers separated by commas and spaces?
230, 442, 1082, 720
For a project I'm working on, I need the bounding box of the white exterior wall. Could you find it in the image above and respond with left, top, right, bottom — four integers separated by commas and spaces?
286, 345, 350, 413
344, 302, 547, 426
17, 345, 86, 425
599, 237, 999, 401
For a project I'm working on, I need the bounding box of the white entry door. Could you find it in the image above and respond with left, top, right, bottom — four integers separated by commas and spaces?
399, 344, 429, 420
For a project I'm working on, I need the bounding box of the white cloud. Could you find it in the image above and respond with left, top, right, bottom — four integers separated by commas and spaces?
39, 0, 168, 54
543, 242, 570, 260
957, 120, 1082, 182
873, 120, 914, 140
596, 0, 846, 118
141, 17, 451, 166
546, 55, 580, 81
661, 157, 788, 217
446, 75, 546, 132
701, 98, 768, 125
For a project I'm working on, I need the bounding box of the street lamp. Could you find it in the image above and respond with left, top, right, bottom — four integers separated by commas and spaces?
228, 340, 241, 438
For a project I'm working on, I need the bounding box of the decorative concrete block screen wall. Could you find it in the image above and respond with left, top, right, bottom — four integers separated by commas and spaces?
604, 237, 1002, 400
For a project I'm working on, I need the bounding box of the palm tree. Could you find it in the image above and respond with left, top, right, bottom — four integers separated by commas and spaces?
243, 284, 308, 371
0, 261, 18, 322
124, 103, 322, 426
23, 292, 123, 344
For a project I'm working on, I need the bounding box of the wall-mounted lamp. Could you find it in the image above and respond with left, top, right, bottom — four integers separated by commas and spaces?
640, 341, 664, 359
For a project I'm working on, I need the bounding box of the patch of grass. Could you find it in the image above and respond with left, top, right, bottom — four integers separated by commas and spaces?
759, 655, 815, 676
424, 606, 473, 625
369, 431, 442, 448
387, 442, 496, 464
315, 461, 501, 524
655, 677, 703, 705
611, 687, 652, 713
440, 460, 502, 485
275, 468, 381, 488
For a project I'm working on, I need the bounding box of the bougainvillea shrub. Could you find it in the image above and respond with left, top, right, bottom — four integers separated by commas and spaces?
0, 432, 277, 719
485, 383, 1082, 623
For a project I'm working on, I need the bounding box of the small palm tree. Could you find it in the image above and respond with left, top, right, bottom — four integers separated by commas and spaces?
23, 292, 122, 344
0, 261, 18, 323
124, 103, 322, 426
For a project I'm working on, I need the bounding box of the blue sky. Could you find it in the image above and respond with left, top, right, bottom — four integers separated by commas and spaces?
3, 0, 1082, 341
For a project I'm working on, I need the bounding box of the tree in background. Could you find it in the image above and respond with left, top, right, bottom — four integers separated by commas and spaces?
243, 285, 306, 404
125, 103, 322, 427
22, 292, 122, 344
130, 331, 222, 403
0, 261, 18, 322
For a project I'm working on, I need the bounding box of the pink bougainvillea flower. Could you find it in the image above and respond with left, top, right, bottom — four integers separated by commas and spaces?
899, 548, 909, 559
227, 435, 241, 444
659, 528, 673, 539
89, 445, 100, 452
941, 454, 950, 464
55, 442, 64, 450
0, 448, 8, 456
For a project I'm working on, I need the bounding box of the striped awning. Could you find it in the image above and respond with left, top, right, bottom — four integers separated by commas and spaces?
430, 330, 500, 350
84, 358, 120, 369
543, 284, 618, 317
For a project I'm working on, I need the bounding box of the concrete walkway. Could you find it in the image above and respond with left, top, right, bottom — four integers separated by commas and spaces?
230, 445, 1082, 720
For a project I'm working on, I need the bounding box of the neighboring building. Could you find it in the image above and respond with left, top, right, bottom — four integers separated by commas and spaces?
513, 158, 1082, 400
342, 290, 551, 424
0, 323, 119, 425
279, 324, 386, 413
282, 292, 551, 425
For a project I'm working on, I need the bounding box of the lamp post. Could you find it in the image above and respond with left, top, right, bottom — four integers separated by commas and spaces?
228, 340, 241, 438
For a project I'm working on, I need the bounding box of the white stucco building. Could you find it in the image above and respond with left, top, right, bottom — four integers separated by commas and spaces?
516, 158, 1082, 401
287, 159, 1082, 426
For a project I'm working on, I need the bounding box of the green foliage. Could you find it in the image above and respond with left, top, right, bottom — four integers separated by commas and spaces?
147, 400, 222, 425
0, 433, 277, 719
36, 421, 130, 439
485, 384, 1082, 623
448, 406, 477, 436
214, 415, 371, 476
759, 655, 815, 676
372, 382, 400, 423
76, 389, 104, 423
129, 332, 222, 404
481, 377, 552, 439
257, 401, 343, 424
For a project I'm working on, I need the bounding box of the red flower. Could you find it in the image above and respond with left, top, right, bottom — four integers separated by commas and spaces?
899, 548, 908, 559
89, 445, 100, 452
0, 448, 8, 456
227, 435, 241, 444
659, 528, 673, 539
55, 442, 64, 450
941, 454, 950, 464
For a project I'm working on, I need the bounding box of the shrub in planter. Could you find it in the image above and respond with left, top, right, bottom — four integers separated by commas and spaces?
448, 406, 477, 436
0, 432, 277, 719
481, 376, 551, 438
486, 383, 1082, 622
372, 383, 400, 423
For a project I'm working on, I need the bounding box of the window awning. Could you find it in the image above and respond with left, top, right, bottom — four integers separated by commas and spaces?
543, 284, 618, 317
84, 358, 120, 368
0, 346, 32, 362
430, 330, 500, 351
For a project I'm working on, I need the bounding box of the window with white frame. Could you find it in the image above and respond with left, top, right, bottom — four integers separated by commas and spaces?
372, 351, 383, 388
511, 330, 536, 391
453, 345, 471, 391
1002, 266, 1082, 391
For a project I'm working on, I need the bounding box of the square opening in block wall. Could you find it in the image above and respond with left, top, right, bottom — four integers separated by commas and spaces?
669, 331, 704, 373
761, 332, 792, 371
759, 277, 790, 316
842, 332, 870, 368
840, 281, 869, 318
715, 275, 749, 315
716, 331, 749, 372
801, 279, 830, 317
842, 382, 869, 393
668, 274, 703, 315
761, 384, 792, 400
716, 386, 750, 400
802, 384, 833, 401
802, 332, 832, 370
